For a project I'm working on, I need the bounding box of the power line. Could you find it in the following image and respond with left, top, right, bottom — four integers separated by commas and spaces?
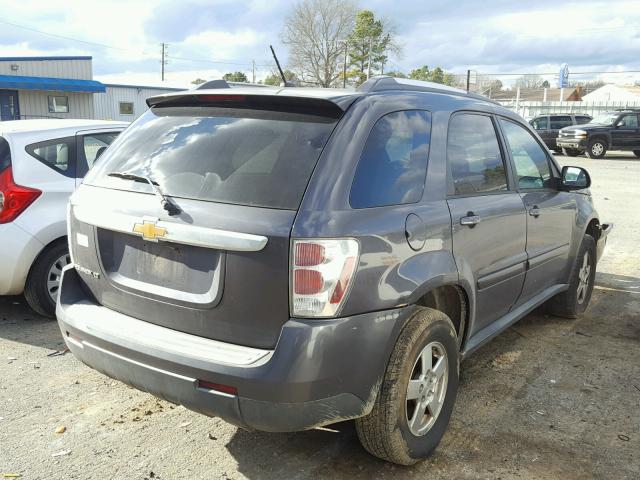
0, 18, 130, 51
166, 54, 273, 68
469, 70, 640, 76
0, 18, 274, 70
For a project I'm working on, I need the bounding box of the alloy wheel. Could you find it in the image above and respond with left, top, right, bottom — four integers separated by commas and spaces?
576, 252, 591, 305
591, 142, 604, 157
46, 253, 71, 303
405, 341, 448, 436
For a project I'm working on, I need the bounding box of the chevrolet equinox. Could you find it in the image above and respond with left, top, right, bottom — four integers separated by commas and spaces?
57, 76, 611, 465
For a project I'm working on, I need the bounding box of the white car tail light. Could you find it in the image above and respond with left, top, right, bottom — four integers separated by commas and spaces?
291, 238, 359, 317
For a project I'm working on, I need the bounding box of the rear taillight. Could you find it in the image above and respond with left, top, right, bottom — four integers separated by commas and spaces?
0, 167, 41, 224
291, 239, 359, 317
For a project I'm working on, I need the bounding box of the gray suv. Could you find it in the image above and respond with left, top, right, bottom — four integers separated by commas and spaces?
57, 77, 611, 465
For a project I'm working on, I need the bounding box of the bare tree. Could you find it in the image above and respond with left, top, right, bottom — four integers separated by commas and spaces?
515, 74, 544, 89
282, 0, 357, 87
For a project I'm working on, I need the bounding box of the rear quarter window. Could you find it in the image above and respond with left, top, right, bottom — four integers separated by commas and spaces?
550, 116, 572, 129
350, 110, 431, 209
0, 136, 10, 171
25, 136, 76, 178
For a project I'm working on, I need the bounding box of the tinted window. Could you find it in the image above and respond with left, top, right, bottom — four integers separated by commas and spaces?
447, 113, 507, 195
83, 133, 119, 170
499, 119, 554, 190
575, 116, 591, 125
549, 115, 572, 129
26, 137, 75, 177
531, 117, 548, 130
119, 102, 134, 115
619, 114, 638, 127
86, 107, 337, 210
0, 136, 10, 171
350, 111, 431, 208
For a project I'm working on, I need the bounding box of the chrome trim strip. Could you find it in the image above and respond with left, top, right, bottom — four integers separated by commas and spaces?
73, 205, 268, 252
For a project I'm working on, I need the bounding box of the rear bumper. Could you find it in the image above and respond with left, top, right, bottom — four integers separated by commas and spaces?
597, 223, 613, 263
0, 222, 44, 295
556, 138, 587, 150
56, 266, 411, 432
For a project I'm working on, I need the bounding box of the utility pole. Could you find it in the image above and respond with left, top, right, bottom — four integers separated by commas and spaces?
252, 60, 256, 84
160, 43, 168, 82
342, 42, 348, 88
466, 69, 471, 92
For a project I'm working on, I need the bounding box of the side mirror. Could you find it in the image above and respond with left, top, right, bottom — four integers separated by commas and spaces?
561, 165, 590, 190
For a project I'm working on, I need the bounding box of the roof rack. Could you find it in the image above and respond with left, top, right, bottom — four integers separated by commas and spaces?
357, 76, 500, 104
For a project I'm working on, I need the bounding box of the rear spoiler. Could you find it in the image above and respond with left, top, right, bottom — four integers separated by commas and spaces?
146, 92, 356, 119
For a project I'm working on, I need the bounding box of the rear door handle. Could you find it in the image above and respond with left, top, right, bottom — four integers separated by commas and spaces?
460, 215, 481, 226
529, 206, 542, 217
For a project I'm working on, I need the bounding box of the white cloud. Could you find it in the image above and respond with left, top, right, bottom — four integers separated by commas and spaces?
0, 0, 638, 86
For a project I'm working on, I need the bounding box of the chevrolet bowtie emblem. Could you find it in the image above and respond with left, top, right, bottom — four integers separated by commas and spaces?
133, 220, 167, 241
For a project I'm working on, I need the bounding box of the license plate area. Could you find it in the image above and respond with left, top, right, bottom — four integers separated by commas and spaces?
97, 228, 224, 307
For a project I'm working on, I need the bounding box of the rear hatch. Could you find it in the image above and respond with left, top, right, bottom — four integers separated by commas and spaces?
69, 93, 346, 349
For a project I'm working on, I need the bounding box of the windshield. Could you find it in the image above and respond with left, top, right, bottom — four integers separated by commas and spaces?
85, 106, 338, 210
589, 113, 618, 125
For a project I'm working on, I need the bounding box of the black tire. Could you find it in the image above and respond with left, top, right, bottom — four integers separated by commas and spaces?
586, 139, 607, 159
355, 307, 459, 465
24, 240, 70, 318
562, 148, 581, 157
546, 235, 596, 319
633, 150, 640, 158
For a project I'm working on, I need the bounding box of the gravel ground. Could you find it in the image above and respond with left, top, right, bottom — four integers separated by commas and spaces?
1, 153, 638, 480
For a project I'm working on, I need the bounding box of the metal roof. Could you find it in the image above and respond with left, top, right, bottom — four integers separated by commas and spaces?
0, 56, 92, 62
0, 74, 106, 93
104, 83, 185, 92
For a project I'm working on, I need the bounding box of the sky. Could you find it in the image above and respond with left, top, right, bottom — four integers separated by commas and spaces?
0, 0, 638, 88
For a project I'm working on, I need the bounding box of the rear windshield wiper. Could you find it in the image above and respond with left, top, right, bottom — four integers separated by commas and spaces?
107, 171, 181, 216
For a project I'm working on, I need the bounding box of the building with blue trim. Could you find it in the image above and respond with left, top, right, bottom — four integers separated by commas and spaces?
0, 56, 184, 122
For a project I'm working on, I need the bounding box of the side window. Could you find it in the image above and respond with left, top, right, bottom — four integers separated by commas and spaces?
531, 117, 548, 130
549, 115, 572, 129
26, 137, 76, 178
119, 102, 134, 116
619, 114, 638, 128
499, 119, 554, 190
350, 110, 431, 208
447, 113, 508, 196
575, 116, 591, 125
82, 133, 119, 171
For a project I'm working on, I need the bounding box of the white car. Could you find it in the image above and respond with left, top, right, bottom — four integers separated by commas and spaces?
0, 119, 127, 316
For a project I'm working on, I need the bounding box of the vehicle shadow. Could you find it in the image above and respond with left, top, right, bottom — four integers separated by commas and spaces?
596, 271, 640, 293
224, 279, 640, 479
0, 295, 65, 352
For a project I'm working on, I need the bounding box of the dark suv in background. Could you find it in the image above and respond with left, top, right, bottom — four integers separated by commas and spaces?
529, 113, 592, 152
57, 77, 611, 465
557, 109, 640, 158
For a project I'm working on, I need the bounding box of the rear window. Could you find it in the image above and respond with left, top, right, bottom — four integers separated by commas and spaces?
85, 107, 338, 210
0, 136, 10, 171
